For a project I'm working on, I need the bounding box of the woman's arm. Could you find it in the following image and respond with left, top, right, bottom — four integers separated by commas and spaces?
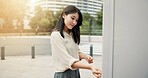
79, 52, 93, 63
71, 61, 102, 78
79, 52, 87, 59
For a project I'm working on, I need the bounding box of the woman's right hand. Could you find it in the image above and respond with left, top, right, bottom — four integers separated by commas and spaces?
90, 65, 102, 78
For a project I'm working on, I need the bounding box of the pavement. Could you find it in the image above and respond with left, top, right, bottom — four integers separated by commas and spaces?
0, 55, 102, 78
0, 35, 102, 78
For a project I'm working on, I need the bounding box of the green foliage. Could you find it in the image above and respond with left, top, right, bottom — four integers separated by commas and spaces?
40, 18, 50, 29
81, 13, 91, 29
29, 6, 55, 31
80, 6, 103, 35
45, 10, 55, 30
29, 5, 103, 34
29, 16, 39, 29
53, 7, 64, 26
96, 4, 103, 30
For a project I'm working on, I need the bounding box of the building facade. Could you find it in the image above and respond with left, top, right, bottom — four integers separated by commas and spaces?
34, 0, 103, 17
103, 0, 148, 78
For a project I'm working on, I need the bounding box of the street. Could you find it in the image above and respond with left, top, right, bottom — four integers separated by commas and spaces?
0, 55, 102, 78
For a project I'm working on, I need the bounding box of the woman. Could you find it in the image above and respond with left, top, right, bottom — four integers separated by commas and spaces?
50, 5, 102, 78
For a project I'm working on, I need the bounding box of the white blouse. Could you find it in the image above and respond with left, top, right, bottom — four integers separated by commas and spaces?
50, 31, 80, 72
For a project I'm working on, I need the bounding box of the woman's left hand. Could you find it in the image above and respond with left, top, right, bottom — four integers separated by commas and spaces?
85, 55, 93, 64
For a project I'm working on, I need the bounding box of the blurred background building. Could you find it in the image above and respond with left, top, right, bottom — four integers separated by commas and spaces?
27, 0, 103, 17
0, 0, 103, 33
24, 0, 103, 29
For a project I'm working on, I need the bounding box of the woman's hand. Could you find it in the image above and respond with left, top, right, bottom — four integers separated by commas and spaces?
90, 65, 102, 78
85, 55, 93, 64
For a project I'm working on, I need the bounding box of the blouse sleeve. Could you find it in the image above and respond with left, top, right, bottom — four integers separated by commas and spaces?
50, 31, 79, 70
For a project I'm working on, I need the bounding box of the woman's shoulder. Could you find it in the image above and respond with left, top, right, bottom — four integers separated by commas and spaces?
51, 31, 61, 38
51, 30, 59, 34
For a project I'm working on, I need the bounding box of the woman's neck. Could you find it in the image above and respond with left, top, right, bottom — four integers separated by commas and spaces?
64, 26, 70, 34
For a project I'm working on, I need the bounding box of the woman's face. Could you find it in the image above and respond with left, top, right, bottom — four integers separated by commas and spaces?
63, 13, 79, 30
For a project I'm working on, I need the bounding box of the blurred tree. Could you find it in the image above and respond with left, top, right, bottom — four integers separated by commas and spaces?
0, 0, 28, 29
80, 13, 92, 34
96, 4, 103, 30
52, 6, 65, 29
39, 18, 50, 31
53, 9, 63, 26
45, 10, 55, 31
29, 6, 55, 32
29, 6, 42, 30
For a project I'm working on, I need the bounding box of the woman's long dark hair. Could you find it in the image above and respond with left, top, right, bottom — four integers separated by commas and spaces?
54, 5, 82, 45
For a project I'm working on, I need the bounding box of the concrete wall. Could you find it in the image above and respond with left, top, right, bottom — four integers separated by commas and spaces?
103, 0, 148, 78
0, 36, 101, 56
0, 36, 51, 56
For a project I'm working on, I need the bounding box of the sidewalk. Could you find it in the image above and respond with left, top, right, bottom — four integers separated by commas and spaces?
0, 55, 102, 78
